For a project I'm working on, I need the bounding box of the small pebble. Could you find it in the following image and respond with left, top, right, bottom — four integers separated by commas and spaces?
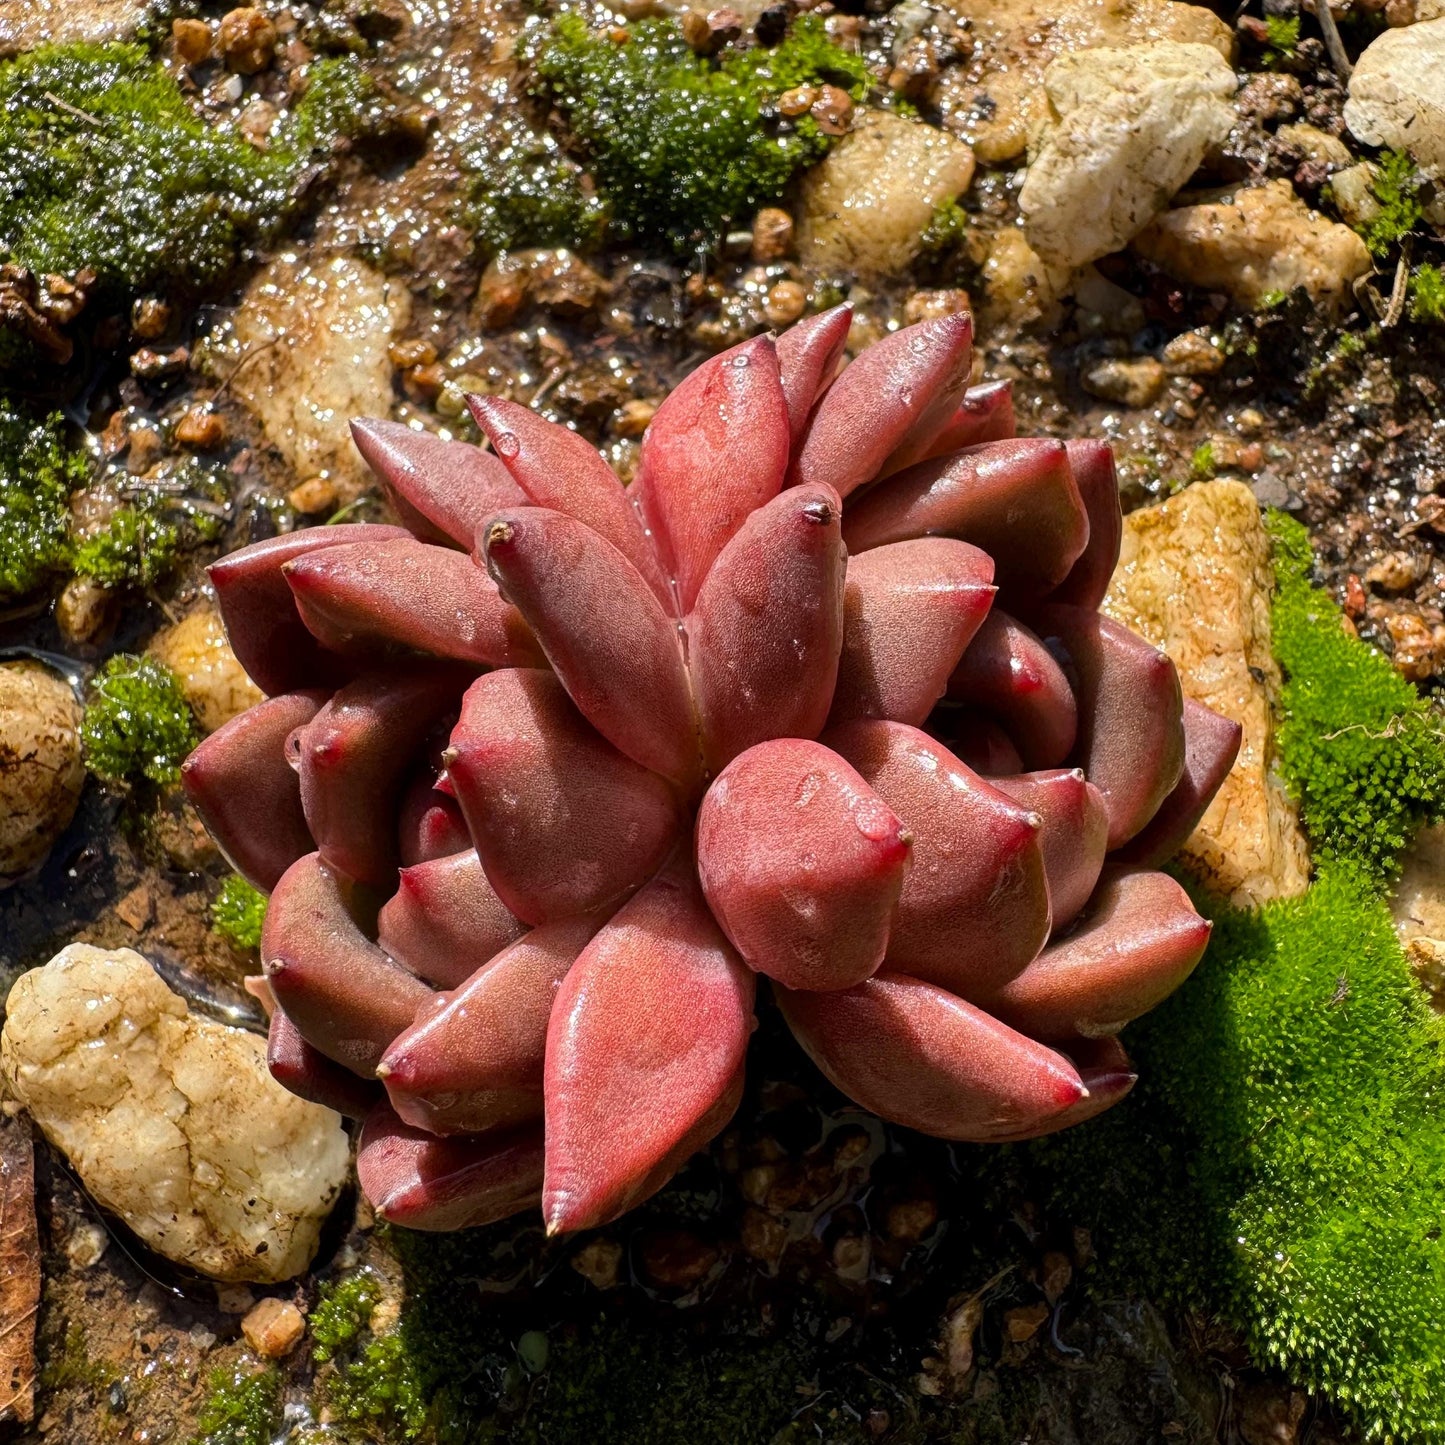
764, 279, 807, 326
66, 1223, 108, 1271
175, 406, 227, 450
751, 207, 795, 263
810, 85, 855, 136
778, 84, 818, 117
172, 17, 213, 64
1081, 356, 1166, 409
1365, 551, 1426, 593
288, 476, 339, 515
241, 1297, 306, 1358
516, 1330, 549, 1374
1161, 329, 1224, 376
131, 346, 189, 381
218, 7, 278, 74
903, 288, 971, 326
477, 253, 533, 330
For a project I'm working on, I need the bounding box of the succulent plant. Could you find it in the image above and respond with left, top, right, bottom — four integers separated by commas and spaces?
184, 307, 1239, 1236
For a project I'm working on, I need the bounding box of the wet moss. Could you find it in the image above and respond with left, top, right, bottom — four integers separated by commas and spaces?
461, 131, 609, 259
1411, 263, 1445, 325
529, 13, 870, 253
211, 874, 267, 950
1360, 149, 1424, 258
1267, 510, 1445, 881
81, 654, 198, 790
188, 1365, 283, 1445
0, 44, 371, 296
1028, 519, 1445, 1443
0, 399, 87, 599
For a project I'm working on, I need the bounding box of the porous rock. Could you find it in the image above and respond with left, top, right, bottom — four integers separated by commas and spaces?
1019, 42, 1237, 271
148, 604, 263, 734
1131, 179, 1372, 311
0, 661, 84, 886
1104, 480, 1311, 905
1393, 824, 1445, 1004
0, 0, 148, 55
1345, 19, 1445, 189
797, 112, 976, 280
213, 252, 413, 505
933, 0, 1233, 165
1, 945, 350, 1282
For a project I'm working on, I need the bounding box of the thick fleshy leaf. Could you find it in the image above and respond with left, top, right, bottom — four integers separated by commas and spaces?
931, 713, 1024, 776
295, 665, 472, 888
984, 1036, 1136, 1140
774, 303, 852, 443
267, 1009, 381, 1118
380, 916, 599, 1136
841, 439, 1089, 598
262, 852, 432, 1075
445, 669, 682, 924
543, 858, 755, 1234
181, 690, 326, 892
984, 868, 1211, 1042
284, 536, 540, 667
1047, 440, 1122, 610
634, 335, 790, 612
791, 313, 974, 497
947, 610, 1077, 769
696, 739, 910, 991
377, 849, 527, 989
397, 772, 471, 866
350, 418, 526, 547
918, 380, 1016, 459
828, 538, 995, 727
1112, 698, 1242, 867
357, 1105, 544, 1231
687, 484, 846, 773
777, 973, 1085, 1141
990, 769, 1108, 930
1031, 606, 1186, 849
467, 395, 672, 606
209, 524, 408, 695
825, 720, 1050, 996
480, 507, 700, 786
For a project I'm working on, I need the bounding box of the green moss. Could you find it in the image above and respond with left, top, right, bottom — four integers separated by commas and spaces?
71, 498, 181, 588
81, 653, 197, 789
311, 1269, 383, 1362
0, 44, 370, 295
1264, 13, 1300, 52
1036, 865, 1445, 1442
1360, 149, 1424, 258
1267, 510, 1445, 881
530, 13, 870, 252
1023, 516, 1445, 1442
0, 399, 87, 598
920, 197, 968, 255
461, 130, 609, 258
1188, 440, 1215, 481
189, 1365, 282, 1445
211, 874, 267, 950
1410, 263, 1445, 325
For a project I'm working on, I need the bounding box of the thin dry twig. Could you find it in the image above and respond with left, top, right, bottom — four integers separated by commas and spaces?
1311, 0, 1354, 81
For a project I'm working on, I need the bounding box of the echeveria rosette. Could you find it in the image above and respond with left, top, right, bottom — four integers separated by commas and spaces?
182, 306, 1241, 1237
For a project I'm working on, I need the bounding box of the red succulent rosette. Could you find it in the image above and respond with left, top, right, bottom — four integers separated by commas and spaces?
183, 307, 1239, 1235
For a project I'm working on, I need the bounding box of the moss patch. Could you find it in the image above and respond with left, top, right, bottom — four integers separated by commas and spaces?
0, 44, 370, 296
81, 653, 198, 790
1028, 517, 1445, 1442
529, 14, 869, 253
188, 1365, 282, 1445
1267, 510, 1445, 881
211, 874, 267, 950
0, 400, 87, 599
